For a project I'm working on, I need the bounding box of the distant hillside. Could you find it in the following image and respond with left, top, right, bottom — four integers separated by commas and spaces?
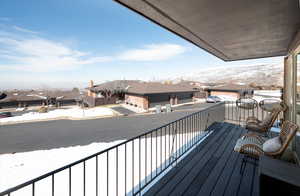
172, 63, 285, 87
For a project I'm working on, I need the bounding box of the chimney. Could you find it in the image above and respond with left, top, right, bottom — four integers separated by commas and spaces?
89, 80, 94, 88
88, 80, 94, 97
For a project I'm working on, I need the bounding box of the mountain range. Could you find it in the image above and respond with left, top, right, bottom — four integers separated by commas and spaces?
171, 63, 285, 87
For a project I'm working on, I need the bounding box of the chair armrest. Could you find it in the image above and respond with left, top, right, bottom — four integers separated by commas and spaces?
242, 133, 266, 144
240, 143, 264, 158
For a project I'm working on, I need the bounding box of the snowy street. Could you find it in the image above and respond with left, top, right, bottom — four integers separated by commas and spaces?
0, 103, 214, 154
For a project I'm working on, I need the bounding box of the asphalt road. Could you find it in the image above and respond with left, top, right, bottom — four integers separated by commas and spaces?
0, 103, 215, 154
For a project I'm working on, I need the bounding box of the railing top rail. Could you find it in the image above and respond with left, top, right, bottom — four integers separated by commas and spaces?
0, 102, 225, 195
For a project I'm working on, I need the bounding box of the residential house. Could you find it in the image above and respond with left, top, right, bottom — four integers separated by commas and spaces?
86, 80, 204, 109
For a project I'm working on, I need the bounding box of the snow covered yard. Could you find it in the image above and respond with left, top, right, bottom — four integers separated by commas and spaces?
0, 107, 116, 125
0, 130, 208, 196
0, 141, 123, 193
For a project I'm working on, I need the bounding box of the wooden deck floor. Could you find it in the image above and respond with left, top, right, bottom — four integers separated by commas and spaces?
145, 122, 259, 196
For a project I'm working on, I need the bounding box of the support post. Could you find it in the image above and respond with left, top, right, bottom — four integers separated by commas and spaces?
283, 54, 297, 123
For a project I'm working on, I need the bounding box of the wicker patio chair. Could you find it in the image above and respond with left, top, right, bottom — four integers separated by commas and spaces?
245, 102, 286, 135
234, 120, 298, 173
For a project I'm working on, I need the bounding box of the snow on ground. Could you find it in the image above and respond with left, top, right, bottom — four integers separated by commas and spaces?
0, 130, 209, 196
0, 141, 123, 194
0, 107, 115, 124
217, 95, 237, 102
254, 90, 281, 98
252, 96, 281, 103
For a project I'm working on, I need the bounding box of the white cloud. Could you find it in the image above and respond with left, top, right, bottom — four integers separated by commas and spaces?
13, 25, 39, 34
118, 44, 186, 61
0, 25, 186, 73
0, 35, 112, 72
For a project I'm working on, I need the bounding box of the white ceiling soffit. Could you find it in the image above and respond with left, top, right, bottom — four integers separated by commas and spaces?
115, 0, 300, 61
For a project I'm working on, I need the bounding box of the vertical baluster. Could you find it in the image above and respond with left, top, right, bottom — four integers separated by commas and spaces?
189, 117, 191, 148
156, 130, 158, 176
184, 118, 187, 151
145, 134, 147, 184
196, 113, 199, 140
164, 127, 166, 170
116, 147, 118, 196
160, 128, 162, 172
180, 120, 182, 155
139, 137, 141, 195
107, 152, 109, 196
96, 156, 98, 196
132, 140, 134, 196
232, 102, 234, 121
195, 114, 197, 142
125, 143, 127, 195
151, 132, 153, 180
52, 174, 54, 196
69, 167, 71, 196
32, 182, 35, 196
174, 123, 176, 162
168, 124, 171, 166
181, 119, 184, 154
83, 161, 86, 196
180, 119, 182, 154
193, 115, 195, 145
193, 115, 195, 144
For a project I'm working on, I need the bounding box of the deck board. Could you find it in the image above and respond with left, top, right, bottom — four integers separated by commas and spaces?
179, 125, 240, 196
196, 125, 243, 196
144, 122, 259, 196
153, 124, 232, 196
144, 123, 224, 196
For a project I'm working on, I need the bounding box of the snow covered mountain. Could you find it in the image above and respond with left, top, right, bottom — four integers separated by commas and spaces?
174, 63, 284, 86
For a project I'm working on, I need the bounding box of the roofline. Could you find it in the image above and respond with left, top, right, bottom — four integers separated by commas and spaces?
126, 90, 199, 96
205, 88, 253, 93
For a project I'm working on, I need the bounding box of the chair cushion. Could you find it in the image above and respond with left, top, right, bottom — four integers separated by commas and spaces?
262, 136, 282, 153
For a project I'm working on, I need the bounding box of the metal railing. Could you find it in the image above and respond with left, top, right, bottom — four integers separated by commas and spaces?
225, 101, 283, 127
0, 103, 225, 196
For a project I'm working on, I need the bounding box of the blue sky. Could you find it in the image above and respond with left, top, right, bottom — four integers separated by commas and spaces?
0, 0, 281, 90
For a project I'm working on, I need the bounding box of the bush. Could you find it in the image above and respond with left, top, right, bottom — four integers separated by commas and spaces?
38, 106, 48, 113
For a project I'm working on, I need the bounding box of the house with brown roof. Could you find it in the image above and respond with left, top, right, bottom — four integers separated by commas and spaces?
86, 80, 204, 109
0, 90, 80, 108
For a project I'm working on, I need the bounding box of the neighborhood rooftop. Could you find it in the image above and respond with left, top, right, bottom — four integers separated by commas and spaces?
89, 80, 200, 95
0, 90, 80, 102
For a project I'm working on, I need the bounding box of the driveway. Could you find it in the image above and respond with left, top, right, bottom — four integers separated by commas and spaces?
0, 103, 216, 154
111, 106, 135, 115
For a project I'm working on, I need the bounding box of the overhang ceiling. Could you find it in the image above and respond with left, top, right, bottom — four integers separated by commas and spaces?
115, 0, 300, 61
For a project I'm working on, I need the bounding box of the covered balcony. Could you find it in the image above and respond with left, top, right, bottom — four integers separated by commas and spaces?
1, 0, 300, 196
